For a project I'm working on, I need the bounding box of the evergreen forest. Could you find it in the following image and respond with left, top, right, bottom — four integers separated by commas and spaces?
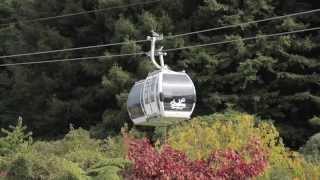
0, 0, 320, 179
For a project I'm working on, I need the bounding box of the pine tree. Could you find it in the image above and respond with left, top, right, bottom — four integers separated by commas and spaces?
0, 0, 319, 148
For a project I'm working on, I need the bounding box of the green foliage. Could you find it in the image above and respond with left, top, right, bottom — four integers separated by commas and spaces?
1, 110, 320, 179
168, 112, 320, 179
238, 55, 277, 86
113, 16, 137, 41
168, 111, 278, 159
7, 157, 33, 180
89, 166, 121, 180
87, 158, 131, 180
6, 151, 89, 179
309, 116, 320, 127
102, 136, 126, 158
0, 0, 319, 151
50, 157, 89, 180
61, 127, 101, 153
0, 121, 128, 179
102, 65, 131, 94
301, 133, 320, 165
0, 118, 32, 156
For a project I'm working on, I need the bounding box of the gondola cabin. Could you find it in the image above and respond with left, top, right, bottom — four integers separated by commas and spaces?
127, 69, 196, 126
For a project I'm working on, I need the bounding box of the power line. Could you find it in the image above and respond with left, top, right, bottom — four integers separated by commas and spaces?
165, 27, 320, 52
0, 52, 145, 67
0, 0, 161, 27
1, 26, 319, 67
0, 39, 148, 59
0, 25, 14, 32
165, 8, 320, 39
0, 8, 319, 60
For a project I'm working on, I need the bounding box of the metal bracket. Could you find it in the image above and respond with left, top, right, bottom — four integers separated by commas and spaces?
146, 31, 167, 70
157, 46, 167, 68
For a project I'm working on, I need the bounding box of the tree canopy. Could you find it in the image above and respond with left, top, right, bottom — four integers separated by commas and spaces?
0, 0, 320, 148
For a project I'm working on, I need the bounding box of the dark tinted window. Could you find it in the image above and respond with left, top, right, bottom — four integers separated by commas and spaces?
150, 77, 156, 102
143, 78, 156, 104
127, 83, 144, 119
162, 74, 196, 112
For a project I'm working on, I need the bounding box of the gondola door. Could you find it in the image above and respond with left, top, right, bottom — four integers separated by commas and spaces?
150, 76, 160, 117
161, 73, 196, 118
143, 76, 160, 118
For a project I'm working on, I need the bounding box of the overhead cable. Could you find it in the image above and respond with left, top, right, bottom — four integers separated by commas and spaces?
0, 0, 161, 27
165, 8, 320, 39
1, 26, 319, 67
0, 39, 148, 59
0, 52, 145, 67
0, 8, 319, 59
165, 27, 320, 52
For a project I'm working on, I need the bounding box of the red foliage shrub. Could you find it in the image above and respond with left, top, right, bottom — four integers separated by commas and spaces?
126, 137, 268, 179
0, 171, 7, 177
209, 138, 268, 179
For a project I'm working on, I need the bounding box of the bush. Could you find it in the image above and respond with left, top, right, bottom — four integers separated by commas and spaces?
126, 137, 268, 179
0, 121, 129, 180
0, 118, 32, 156
0, 118, 33, 177
2, 112, 320, 179
87, 158, 131, 180
7, 157, 33, 180
59, 127, 103, 156
49, 157, 89, 180
309, 116, 320, 127
102, 136, 127, 159
3, 148, 89, 179
31, 128, 128, 179
167, 111, 320, 179
168, 111, 280, 160
301, 132, 320, 164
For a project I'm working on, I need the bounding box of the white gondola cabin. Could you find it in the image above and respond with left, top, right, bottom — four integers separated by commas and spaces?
127, 69, 196, 125
127, 32, 197, 126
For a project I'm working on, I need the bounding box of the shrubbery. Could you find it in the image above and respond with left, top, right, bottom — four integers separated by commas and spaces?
126, 137, 268, 179
301, 132, 320, 165
0, 112, 320, 179
0, 120, 130, 180
167, 111, 320, 179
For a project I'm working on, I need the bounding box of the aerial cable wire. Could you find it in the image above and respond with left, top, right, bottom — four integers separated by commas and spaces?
1, 26, 319, 67
0, 0, 161, 27
165, 27, 320, 52
0, 39, 148, 59
0, 25, 14, 32
165, 8, 320, 39
0, 8, 319, 60
0, 52, 145, 67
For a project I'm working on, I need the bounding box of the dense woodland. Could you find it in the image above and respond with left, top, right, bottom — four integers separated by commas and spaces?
1, 0, 320, 147
1, 0, 320, 179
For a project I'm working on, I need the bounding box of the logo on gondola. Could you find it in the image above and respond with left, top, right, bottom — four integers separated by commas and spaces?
170, 98, 186, 110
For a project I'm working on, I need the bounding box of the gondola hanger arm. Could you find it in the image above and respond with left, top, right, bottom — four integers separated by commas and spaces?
157, 46, 167, 69
146, 31, 165, 69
